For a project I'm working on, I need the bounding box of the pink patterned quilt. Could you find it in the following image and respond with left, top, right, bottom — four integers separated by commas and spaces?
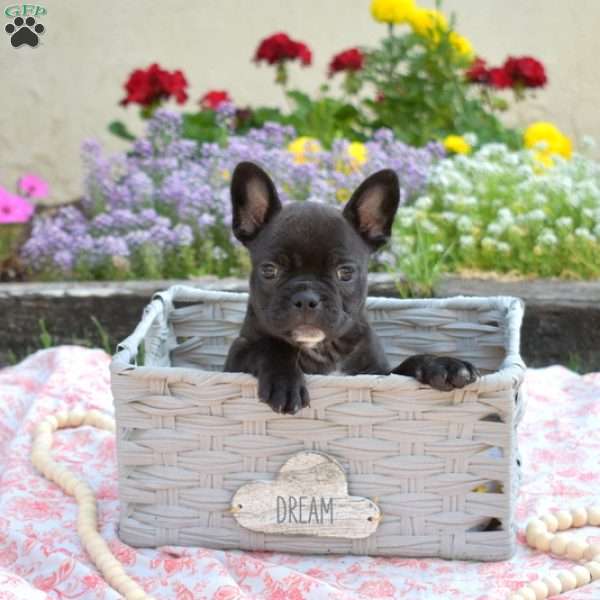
0, 346, 599, 599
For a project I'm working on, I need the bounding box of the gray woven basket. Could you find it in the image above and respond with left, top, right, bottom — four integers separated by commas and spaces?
111, 285, 525, 560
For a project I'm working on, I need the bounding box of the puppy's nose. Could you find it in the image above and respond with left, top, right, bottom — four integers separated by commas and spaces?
291, 290, 321, 311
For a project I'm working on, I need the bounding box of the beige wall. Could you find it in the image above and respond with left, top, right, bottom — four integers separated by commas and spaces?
1, 0, 599, 202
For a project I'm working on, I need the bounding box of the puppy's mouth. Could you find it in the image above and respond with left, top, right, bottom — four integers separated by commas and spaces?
291, 325, 326, 348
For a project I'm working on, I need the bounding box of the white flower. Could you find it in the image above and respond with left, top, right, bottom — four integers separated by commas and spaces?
463, 132, 478, 146
459, 235, 475, 248
441, 211, 458, 222
481, 237, 496, 250
497, 241, 511, 254
575, 227, 594, 241
415, 196, 433, 210
431, 243, 444, 253
525, 209, 546, 222
457, 215, 473, 232
420, 219, 439, 234
593, 223, 600, 238
556, 216, 573, 229
538, 229, 558, 246
582, 135, 597, 153
487, 222, 505, 237
533, 193, 547, 206
497, 208, 515, 224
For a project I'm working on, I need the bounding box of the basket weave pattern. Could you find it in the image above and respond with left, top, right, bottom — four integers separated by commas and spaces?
111, 285, 525, 560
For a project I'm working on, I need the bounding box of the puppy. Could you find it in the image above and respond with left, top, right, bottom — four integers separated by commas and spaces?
224, 162, 478, 414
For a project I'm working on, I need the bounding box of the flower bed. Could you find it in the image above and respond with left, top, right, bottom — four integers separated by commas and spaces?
392, 141, 600, 282
3, 0, 599, 290
20, 111, 441, 281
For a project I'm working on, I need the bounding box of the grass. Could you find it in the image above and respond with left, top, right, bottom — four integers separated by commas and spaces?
2, 315, 116, 367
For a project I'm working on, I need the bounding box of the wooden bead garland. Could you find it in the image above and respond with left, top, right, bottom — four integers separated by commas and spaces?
30, 410, 600, 600
31, 410, 154, 600
511, 507, 600, 599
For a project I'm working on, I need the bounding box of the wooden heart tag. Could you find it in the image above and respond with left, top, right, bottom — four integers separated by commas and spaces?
230, 451, 381, 539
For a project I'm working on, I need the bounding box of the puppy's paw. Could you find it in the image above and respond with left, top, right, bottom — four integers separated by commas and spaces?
392, 354, 479, 391
257, 368, 310, 415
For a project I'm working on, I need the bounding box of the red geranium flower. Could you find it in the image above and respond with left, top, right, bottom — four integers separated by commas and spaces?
254, 32, 312, 66
503, 56, 547, 88
121, 63, 188, 107
328, 48, 364, 77
466, 57, 489, 84
487, 66, 513, 89
200, 90, 232, 110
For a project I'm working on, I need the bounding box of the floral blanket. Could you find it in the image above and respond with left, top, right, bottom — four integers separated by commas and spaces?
0, 347, 599, 599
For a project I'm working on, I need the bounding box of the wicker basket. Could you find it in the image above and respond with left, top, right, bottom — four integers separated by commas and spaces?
110, 285, 525, 560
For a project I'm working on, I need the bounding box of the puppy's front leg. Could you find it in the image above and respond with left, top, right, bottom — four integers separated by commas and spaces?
225, 336, 309, 415
391, 354, 479, 391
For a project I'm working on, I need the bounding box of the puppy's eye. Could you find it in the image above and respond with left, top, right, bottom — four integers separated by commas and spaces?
260, 263, 279, 279
336, 265, 355, 282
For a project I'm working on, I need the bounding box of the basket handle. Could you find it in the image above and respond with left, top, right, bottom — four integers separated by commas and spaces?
112, 295, 167, 366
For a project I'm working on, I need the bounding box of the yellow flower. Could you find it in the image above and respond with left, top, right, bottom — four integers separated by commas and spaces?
370, 0, 416, 25
443, 134, 471, 155
347, 142, 368, 166
221, 168, 231, 181
524, 122, 572, 168
287, 136, 322, 164
336, 188, 351, 203
336, 142, 369, 174
449, 32, 474, 60
409, 7, 448, 38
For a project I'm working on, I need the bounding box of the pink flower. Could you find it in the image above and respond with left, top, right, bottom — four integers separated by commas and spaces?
214, 585, 241, 600
0, 187, 34, 224
18, 173, 49, 198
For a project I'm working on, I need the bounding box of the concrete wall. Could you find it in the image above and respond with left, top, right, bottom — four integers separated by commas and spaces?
1, 0, 599, 202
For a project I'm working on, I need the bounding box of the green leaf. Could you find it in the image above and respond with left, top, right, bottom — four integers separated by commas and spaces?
108, 121, 136, 141
334, 104, 360, 122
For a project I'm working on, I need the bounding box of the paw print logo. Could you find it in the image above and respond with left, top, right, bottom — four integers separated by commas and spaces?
5, 16, 45, 48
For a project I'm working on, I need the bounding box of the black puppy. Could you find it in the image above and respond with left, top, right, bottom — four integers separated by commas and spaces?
224, 162, 478, 414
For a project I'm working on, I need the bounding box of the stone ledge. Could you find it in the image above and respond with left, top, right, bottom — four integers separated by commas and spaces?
1, 275, 599, 370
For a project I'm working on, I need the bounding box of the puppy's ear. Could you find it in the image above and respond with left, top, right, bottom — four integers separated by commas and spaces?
343, 169, 400, 250
230, 162, 282, 244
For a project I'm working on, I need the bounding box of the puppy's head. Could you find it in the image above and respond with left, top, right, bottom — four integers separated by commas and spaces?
230, 161, 399, 347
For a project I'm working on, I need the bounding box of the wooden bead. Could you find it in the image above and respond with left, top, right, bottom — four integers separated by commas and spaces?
541, 575, 562, 596
534, 532, 554, 552
54, 410, 69, 425
540, 513, 559, 533
584, 561, 600, 581
571, 507, 588, 527
572, 565, 591, 586
555, 510, 573, 530
584, 543, 600, 561
36, 422, 51, 435
45, 415, 59, 431
527, 518, 547, 534
587, 505, 600, 526
526, 520, 547, 546
556, 570, 577, 591
529, 580, 549, 599
67, 409, 86, 426
566, 539, 588, 560
508, 594, 525, 600
518, 587, 536, 600
550, 533, 570, 556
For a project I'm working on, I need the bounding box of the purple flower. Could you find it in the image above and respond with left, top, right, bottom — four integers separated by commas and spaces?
23, 110, 441, 279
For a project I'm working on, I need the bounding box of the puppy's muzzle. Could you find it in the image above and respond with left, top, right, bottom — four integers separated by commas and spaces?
291, 289, 322, 314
